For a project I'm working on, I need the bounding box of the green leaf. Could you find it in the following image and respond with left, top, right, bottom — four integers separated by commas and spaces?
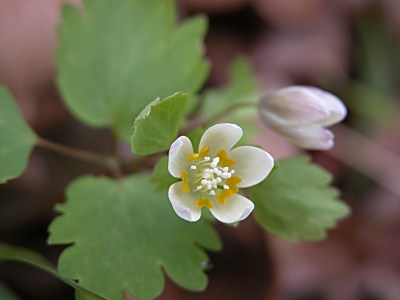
345, 13, 398, 125
131, 92, 188, 155
248, 156, 350, 242
0, 243, 104, 300
75, 291, 93, 300
48, 175, 221, 300
150, 156, 177, 192
355, 14, 397, 94
186, 127, 204, 150
201, 58, 259, 143
344, 80, 397, 125
57, 0, 209, 140
202, 57, 257, 118
0, 87, 36, 184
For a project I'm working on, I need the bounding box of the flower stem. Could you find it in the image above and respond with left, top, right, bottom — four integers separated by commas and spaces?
37, 137, 120, 172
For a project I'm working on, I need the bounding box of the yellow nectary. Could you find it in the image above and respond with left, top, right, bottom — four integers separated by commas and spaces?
182, 146, 241, 206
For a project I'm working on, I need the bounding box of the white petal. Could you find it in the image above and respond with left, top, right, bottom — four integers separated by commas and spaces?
282, 125, 335, 150
309, 87, 347, 126
259, 86, 330, 127
199, 123, 243, 156
210, 193, 254, 224
168, 136, 193, 178
168, 182, 201, 222
229, 146, 274, 188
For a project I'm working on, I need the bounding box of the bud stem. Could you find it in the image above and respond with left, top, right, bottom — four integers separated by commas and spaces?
203, 102, 256, 127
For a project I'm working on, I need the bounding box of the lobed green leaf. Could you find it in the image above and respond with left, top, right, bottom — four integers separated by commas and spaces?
131, 92, 188, 155
150, 156, 178, 192
249, 156, 350, 242
57, 0, 209, 140
48, 175, 221, 300
0, 243, 104, 300
0, 87, 36, 184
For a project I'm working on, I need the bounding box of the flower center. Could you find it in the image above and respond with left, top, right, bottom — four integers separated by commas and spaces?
180, 147, 242, 208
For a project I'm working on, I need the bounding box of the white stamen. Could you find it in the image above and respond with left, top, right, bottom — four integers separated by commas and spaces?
221, 172, 230, 179
192, 153, 238, 197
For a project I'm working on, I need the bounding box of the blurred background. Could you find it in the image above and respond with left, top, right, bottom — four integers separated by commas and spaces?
0, 0, 400, 299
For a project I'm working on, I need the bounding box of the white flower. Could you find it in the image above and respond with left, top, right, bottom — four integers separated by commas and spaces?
259, 86, 347, 150
168, 123, 274, 224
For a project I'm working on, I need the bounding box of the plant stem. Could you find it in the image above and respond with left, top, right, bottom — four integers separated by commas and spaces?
37, 137, 119, 171
203, 102, 256, 127
181, 102, 257, 134
109, 131, 124, 178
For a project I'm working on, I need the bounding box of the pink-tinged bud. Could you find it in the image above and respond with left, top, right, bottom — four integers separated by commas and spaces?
259, 86, 347, 150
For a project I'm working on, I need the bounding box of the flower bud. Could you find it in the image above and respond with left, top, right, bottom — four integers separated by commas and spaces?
259, 86, 347, 150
